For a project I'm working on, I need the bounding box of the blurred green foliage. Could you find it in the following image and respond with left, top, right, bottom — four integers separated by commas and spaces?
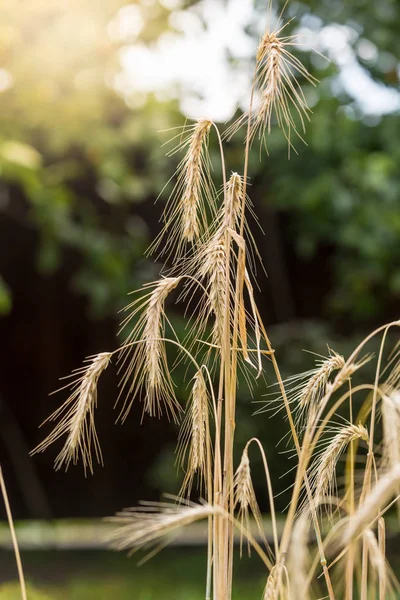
0, 549, 267, 599
0, 0, 398, 321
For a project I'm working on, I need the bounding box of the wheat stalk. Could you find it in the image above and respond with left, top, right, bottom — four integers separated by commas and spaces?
31, 352, 112, 474
342, 464, 400, 546
381, 389, 400, 469
287, 512, 310, 600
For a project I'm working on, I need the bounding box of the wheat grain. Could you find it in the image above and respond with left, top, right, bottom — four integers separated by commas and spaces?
31, 352, 112, 474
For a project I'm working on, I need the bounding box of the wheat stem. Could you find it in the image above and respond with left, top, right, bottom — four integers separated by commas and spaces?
0, 466, 27, 600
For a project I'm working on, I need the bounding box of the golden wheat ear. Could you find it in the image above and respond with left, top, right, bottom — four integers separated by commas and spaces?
307, 422, 368, 511
117, 277, 182, 423
225, 4, 317, 155
176, 369, 211, 497
233, 446, 269, 558
148, 119, 216, 261
108, 499, 221, 561
31, 352, 112, 475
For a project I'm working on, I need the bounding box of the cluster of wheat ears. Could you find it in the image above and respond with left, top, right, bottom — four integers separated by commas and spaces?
25, 2, 400, 599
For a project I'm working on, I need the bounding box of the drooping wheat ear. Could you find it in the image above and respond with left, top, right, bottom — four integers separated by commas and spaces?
381, 389, 400, 470
386, 342, 400, 388
31, 352, 112, 475
309, 423, 368, 507
149, 119, 214, 258
342, 464, 400, 546
109, 500, 221, 556
176, 369, 210, 496
288, 512, 310, 600
226, 7, 317, 152
326, 354, 372, 395
300, 352, 345, 411
118, 277, 182, 422
234, 447, 265, 557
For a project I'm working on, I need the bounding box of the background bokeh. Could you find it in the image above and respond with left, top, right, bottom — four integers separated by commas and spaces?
0, 0, 399, 527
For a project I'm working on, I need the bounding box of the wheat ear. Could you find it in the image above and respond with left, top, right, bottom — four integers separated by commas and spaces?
310, 423, 368, 506
118, 277, 182, 422
226, 5, 317, 152
109, 500, 221, 555
176, 369, 210, 496
149, 119, 214, 258
31, 352, 112, 474
233, 447, 266, 557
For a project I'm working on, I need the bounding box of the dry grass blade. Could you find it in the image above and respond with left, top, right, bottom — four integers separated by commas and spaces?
363, 528, 387, 590
342, 464, 400, 546
109, 500, 221, 556
176, 369, 211, 496
381, 389, 400, 470
309, 423, 368, 507
31, 352, 112, 474
288, 512, 310, 600
118, 277, 182, 422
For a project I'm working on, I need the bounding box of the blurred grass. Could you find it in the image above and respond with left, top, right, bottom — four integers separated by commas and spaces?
0, 549, 266, 599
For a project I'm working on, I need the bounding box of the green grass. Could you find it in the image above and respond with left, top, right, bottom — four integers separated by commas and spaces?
0, 548, 266, 599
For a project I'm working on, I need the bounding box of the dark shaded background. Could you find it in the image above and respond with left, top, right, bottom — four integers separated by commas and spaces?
0, 0, 399, 519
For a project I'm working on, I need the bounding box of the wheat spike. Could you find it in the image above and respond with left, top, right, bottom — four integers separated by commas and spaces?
263, 564, 288, 600
31, 352, 112, 474
263, 566, 277, 599
176, 369, 210, 496
234, 447, 266, 557
118, 277, 182, 422
149, 119, 214, 259
226, 4, 317, 152
310, 423, 368, 506
300, 352, 345, 410
109, 500, 221, 555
